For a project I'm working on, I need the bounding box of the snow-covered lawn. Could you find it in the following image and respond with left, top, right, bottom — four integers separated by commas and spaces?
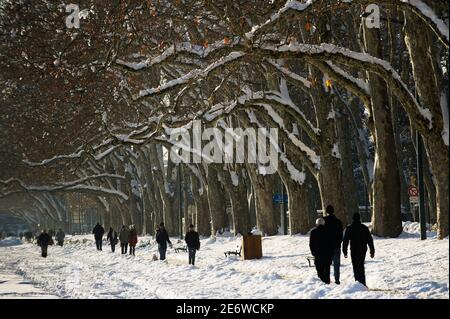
0, 223, 448, 299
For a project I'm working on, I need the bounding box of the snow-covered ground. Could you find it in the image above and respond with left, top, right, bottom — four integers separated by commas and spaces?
0, 271, 58, 299
0, 223, 448, 299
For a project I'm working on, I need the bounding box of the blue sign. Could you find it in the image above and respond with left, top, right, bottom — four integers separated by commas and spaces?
272, 194, 288, 204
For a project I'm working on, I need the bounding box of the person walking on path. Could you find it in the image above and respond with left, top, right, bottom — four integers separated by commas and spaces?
55, 229, 65, 247
107, 227, 118, 253
343, 213, 375, 287
128, 225, 138, 256
309, 218, 333, 284
37, 229, 52, 258
324, 205, 343, 284
119, 225, 130, 254
155, 222, 172, 261
92, 222, 105, 251
184, 224, 200, 266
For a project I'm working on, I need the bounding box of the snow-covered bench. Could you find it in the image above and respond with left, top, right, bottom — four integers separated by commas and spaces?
174, 245, 187, 253
224, 245, 242, 257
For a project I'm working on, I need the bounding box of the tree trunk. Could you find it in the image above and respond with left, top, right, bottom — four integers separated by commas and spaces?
336, 100, 360, 220
404, 12, 449, 238
206, 165, 228, 235
308, 71, 348, 224
190, 173, 211, 236
363, 25, 403, 237
247, 164, 277, 235
218, 166, 251, 235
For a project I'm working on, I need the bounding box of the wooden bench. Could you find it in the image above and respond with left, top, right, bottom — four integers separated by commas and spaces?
224, 245, 242, 257
306, 256, 315, 267
174, 245, 187, 253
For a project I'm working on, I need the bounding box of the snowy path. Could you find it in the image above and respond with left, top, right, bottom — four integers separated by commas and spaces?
0, 225, 448, 299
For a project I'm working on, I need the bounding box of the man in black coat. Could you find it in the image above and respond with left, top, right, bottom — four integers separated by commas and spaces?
343, 213, 375, 287
184, 224, 200, 266
107, 227, 118, 253
37, 229, 52, 258
92, 222, 105, 251
324, 205, 343, 284
155, 222, 172, 261
309, 218, 333, 284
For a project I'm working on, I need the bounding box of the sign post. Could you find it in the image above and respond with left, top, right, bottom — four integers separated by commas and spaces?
416, 132, 427, 240
273, 193, 288, 235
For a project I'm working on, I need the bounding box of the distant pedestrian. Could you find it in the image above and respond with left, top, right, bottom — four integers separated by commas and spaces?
184, 224, 200, 266
92, 222, 105, 251
343, 213, 375, 287
155, 222, 172, 261
309, 218, 333, 284
55, 229, 65, 246
37, 229, 52, 258
107, 227, 118, 253
119, 225, 130, 254
128, 225, 138, 256
24, 231, 33, 242
324, 205, 343, 284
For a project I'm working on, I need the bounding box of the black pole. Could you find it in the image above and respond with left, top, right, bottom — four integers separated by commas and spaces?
179, 164, 183, 239
280, 143, 287, 235
280, 181, 286, 235
416, 131, 426, 240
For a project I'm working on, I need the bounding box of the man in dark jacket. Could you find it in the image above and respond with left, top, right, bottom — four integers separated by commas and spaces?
119, 225, 130, 254
309, 218, 333, 284
343, 213, 375, 287
92, 222, 105, 251
37, 229, 52, 258
55, 229, 65, 246
324, 205, 343, 284
107, 227, 118, 253
155, 222, 172, 261
184, 224, 200, 266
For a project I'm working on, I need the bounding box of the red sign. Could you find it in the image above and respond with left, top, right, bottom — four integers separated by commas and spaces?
408, 186, 419, 197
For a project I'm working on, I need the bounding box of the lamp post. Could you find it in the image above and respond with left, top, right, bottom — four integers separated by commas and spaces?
416, 131, 426, 240
178, 164, 183, 239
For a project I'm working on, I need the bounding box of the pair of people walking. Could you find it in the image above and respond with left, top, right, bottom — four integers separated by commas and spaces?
310, 205, 375, 287
117, 225, 138, 255
155, 222, 201, 265
36, 228, 66, 257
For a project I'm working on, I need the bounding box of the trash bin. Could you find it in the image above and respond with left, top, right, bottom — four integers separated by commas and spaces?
243, 235, 262, 260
